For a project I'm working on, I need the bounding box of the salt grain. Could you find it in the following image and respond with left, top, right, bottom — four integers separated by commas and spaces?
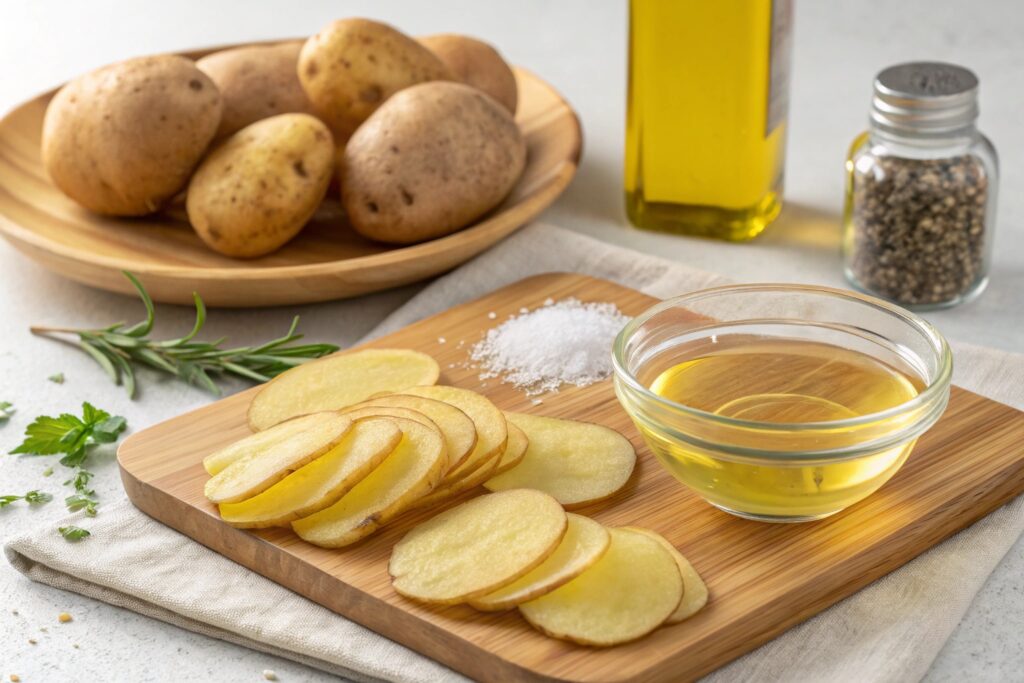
487, 312, 497, 320
470, 298, 630, 395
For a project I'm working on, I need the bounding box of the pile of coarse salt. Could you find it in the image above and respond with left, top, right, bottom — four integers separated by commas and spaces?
469, 297, 631, 395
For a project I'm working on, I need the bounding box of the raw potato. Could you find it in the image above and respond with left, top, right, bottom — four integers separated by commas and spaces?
470, 514, 609, 611
341, 81, 527, 245
204, 413, 353, 504
42, 55, 222, 216
298, 18, 452, 138
247, 349, 440, 430
217, 418, 401, 528
389, 489, 567, 604
352, 394, 477, 474
624, 527, 708, 623
186, 113, 334, 258
519, 528, 684, 646
197, 41, 317, 139
490, 421, 529, 476
419, 34, 518, 113
339, 405, 448, 472
402, 385, 507, 484
485, 413, 636, 508
292, 417, 446, 547
412, 418, 525, 508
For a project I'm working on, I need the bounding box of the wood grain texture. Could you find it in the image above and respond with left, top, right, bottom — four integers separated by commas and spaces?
116, 273, 1024, 682
0, 41, 581, 307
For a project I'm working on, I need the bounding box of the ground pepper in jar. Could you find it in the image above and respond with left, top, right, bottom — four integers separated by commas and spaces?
842, 63, 998, 309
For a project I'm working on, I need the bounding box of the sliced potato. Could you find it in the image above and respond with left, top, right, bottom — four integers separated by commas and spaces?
402, 385, 507, 483
292, 417, 445, 547
490, 420, 528, 477
204, 413, 353, 504
349, 394, 476, 474
519, 527, 683, 646
411, 417, 525, 508
624, 527, 708, 623
247, 348, 440, 430
389, 489, 566, 604
485, 413, 636, 508
469, 514, 609, 611
217, 418, 402, 528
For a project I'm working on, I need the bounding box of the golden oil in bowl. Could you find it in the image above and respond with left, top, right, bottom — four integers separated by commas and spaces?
613, 285, 952, 522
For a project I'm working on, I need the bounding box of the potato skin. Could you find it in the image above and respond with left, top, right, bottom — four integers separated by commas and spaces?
197, 41, 317, 140
41, 55, 222, 216
186, 113, 334, 258
298, 18, 453, 139
341, 82, 526, 245
419, 34, 518, 114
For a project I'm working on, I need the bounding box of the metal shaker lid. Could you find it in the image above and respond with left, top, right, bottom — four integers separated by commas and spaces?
871, 62, 979, 137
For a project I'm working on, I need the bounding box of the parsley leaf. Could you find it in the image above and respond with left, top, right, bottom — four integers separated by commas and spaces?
0, 401, 13, 422
48, 373, 65, 384
0, 490, 52, 508
10, 403, 125, 463
58, 526, 91, 541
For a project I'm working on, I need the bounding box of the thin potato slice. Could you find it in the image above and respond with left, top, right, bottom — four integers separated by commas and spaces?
624, 527, 708, 623
469, 514, 609, 611
247, 348, 440, 430
490, 421, 528, 477
485, 413, 636, 508
519, 527, 683, 646
412, 418, 525, 508
204, 413, 353, 504
347, 394, 476, 473
217, 419, 402, 528
340, 405, 447, 472
403, 386, 507, 484
292, 417, 445, 547
389, 489, 567, 604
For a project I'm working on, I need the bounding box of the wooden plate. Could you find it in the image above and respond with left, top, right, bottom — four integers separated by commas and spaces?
0, 44, 581, 307
118, 273, 1024, 682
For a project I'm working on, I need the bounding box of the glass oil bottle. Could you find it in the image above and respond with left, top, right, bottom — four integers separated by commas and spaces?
625, 0, 793, 241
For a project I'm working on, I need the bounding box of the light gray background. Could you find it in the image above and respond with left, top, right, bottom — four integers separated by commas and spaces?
0, 1, 1021, 681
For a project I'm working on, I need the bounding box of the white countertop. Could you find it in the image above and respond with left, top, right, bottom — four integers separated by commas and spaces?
1, 1, 1021, 681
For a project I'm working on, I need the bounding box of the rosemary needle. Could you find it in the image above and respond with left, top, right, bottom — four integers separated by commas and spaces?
30, 272, 339, 398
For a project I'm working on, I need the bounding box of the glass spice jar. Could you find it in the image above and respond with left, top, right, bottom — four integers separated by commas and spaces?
842, 62, 998, 309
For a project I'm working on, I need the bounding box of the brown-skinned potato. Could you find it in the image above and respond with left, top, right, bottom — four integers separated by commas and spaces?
186, 113, 334, 258
197, 41, 317, 140
41, 55, 222, 216
298, 18, 453, 139
419, 34, 518, 113
341, 81, 526, 245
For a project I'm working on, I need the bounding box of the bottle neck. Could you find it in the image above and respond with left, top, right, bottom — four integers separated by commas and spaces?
868, 122, 978, 158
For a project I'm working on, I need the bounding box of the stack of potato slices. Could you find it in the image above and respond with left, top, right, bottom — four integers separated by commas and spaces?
202, 347, 705, 645
390, 489, 708, 645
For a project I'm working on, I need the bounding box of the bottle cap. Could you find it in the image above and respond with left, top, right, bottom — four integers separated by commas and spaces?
871, 62, 979, 137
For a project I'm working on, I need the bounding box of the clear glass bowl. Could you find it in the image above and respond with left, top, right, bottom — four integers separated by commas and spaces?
612, 284, 952, 522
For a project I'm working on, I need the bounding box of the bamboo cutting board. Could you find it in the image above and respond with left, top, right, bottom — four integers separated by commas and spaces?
117, 273, 1024, 682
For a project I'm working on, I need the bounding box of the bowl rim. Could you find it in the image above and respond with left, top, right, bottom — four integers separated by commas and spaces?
611, 283, 954, 433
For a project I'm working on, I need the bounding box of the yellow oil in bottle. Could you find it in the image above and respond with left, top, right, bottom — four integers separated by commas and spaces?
639, 338, 924, 520
625, 0, 792, 241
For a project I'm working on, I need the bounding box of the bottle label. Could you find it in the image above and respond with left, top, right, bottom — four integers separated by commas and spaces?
766, 0, 793, 137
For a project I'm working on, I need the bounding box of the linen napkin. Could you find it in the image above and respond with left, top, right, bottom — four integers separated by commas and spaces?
6, 223, 1024, 683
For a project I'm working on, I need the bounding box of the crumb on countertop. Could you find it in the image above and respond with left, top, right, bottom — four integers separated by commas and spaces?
58, 612, 72, 623
262, 670, 278, 681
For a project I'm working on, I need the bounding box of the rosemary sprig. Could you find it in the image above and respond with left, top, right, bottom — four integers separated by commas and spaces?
30, 272, 339, 398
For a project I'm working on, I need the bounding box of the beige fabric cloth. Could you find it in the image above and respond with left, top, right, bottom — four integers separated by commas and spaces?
6, 223, 1024, 682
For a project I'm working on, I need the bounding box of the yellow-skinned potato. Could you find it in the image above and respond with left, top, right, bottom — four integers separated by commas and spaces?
623, 527, 709, 623
42, 55, 222, 216
298, 18, 452, 139
197, 41, 317, 139
186, 113, 334, 258
341, 82, 526, 245
419, 34, 518, 113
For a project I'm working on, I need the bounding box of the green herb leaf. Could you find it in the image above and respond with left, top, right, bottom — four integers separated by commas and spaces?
0, 401, 14, 421
48, 372, 65, 384
65, 493, 98, 517
58, 525, 91, 541
24, 490, 52, 504
30, 272, 338, 398
0, 495, 21, 508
